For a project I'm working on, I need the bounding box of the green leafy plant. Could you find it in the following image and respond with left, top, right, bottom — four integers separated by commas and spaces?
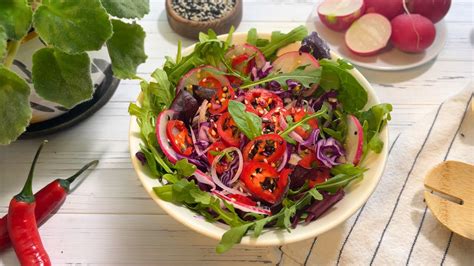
0, 0, 150, 145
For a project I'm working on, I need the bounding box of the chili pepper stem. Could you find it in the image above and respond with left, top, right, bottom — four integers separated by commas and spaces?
58, 160, 99, 192
16, 140, 47, 203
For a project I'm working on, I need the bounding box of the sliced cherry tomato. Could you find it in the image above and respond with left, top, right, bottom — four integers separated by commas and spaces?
198, 76, 222, 89
308, 168, 330, 188
241, 162, 289, 204
283, 107, 319, 139
242, 134, 286, 164
227, 194, 257, 206
206, 141, 229, 174
244, 89, 284, 116
216, 113, 241, 147
262, 107, 287, 134
208, 86, 235, 114
166, 120, 193, 156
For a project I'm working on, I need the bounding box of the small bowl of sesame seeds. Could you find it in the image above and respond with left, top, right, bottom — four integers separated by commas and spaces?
166, 0, 242, 39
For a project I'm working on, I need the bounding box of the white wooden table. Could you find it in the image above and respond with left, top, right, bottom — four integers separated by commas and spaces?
1, 0, 472, 265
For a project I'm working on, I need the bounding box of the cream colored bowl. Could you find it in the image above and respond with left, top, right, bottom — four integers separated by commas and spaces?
129, 32, 389, 246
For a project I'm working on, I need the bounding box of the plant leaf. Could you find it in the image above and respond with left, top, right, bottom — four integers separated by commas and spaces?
260, 26, 308, 58
33, 0, 112, 54
246, 28, 257, 46
100, 0, 149, 18
0, 66, 32, 145
0, 0, 32, 40
174, 159, 196, 177
228, 100, 262, 140
0, 26, 7, 59
106, 19, 147, 79
32, 47, 93, 108
216, 223, 252, 254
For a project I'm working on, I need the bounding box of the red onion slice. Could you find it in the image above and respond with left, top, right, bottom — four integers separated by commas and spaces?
212, 191, 271, 215
156, 110, 178, 163
211, 147, 245, 196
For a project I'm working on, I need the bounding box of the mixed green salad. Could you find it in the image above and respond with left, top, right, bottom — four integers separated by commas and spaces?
129, 25, 392, 253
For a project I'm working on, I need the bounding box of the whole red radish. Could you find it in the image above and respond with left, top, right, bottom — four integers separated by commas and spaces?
391, 14, 436, 53
364, 0, 404, 20
345, 13, 392, 56
318, 0, 365, 32
407, 0, 451, 23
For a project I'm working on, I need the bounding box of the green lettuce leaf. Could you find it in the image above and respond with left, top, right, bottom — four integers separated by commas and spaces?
33, 0, 112, 54
260, 26, 308, 58
0, 26, 6, 59
106, 19, 147, 79
100, 0, 149, 18
0, 0, 32, 40
32, 47, 93, 108
0, 66, 31, 145
357, 103, 392, 153
228, 100, 262, 140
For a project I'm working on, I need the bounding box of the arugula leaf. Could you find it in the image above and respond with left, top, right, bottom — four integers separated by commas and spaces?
356, 103, 392, 153
308, 189, 323, 200
0, 26, 6, 59
106, 19, 147, 79
33, 0, 113, 54
216, 223, 252, 254
260, 26, 308, 58
228, 100, 262, 140
100, 0, 149, 19
0, 0, 32, 40
174, 159, 196, 177
279, 104, 328, 138
247, 28, 258, 45
241, 68, 321, 89
319, 59, 368, 113
225, 26, 235, 49
0, 66, 32, 145
32, 47, 93, 108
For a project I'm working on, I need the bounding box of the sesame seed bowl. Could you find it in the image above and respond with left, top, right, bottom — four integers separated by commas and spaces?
165, 0, 243, 39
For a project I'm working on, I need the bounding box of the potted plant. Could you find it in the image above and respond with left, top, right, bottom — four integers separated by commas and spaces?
0, 0, 150, 144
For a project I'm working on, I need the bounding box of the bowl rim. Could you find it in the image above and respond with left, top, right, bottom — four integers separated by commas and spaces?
129, 31, 389, 246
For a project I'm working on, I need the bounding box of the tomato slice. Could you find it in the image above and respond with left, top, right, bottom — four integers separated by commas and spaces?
216, 112, 241, 147
242, 134, 287, 164
308, 168, 330, 188
262, 107, 287, 134
206, 141, 229, 174
283, 107, 319, 139
244, 89, 284, 116
166, 120, 193, 156
241, 162, 289, 204
208, 86, 235, 114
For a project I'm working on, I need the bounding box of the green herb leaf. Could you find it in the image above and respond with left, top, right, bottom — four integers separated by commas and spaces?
356, 103, 392, 153
0, 66, 32, 145
33, 0, 112, 54
308, 188, 323, 200
216, 223, 252, 254
100, 0, 149, 18
150, 68, 173, 106
153, 185, 173, 202
241, 68, 321, 89
0, 26, 6, 59
0, 0, 32, 40
174, 159, 196, 178
32, 47, 93, 108
106, 20, 147, 79
260, 26, 308, 58
228, 100, 262, 140
247, 28, 257, 45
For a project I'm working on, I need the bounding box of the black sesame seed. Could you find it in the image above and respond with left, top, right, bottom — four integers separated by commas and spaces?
172, 0, 236, 22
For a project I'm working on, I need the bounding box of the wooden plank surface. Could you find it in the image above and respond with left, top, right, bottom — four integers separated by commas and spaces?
0, 0, 472, 265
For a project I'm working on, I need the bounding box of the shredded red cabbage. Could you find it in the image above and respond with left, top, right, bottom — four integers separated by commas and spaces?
315, 137, 344, 168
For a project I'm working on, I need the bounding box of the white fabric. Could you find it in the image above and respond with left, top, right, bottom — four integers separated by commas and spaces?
281, 82, 474, 266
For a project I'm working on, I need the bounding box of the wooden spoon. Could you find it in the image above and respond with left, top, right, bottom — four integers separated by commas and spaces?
424, 161, 474, 240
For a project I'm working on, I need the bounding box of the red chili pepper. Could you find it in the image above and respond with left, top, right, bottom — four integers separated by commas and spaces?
0, 154, 98, 252
7, 141, 51, 265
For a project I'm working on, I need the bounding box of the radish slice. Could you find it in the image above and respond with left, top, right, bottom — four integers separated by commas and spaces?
225, 44, 266, 69
156, 110, 216, 188
156, 110, 178, 163
345, 13, 392, 56
318, 0, 365, 32
272, 51, 320, 73
345, 115, 364, 165
176, 65, 231, 92
212, 191, 272, 215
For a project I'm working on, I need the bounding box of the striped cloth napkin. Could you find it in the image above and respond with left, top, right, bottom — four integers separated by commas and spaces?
278, 82, 473, 265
